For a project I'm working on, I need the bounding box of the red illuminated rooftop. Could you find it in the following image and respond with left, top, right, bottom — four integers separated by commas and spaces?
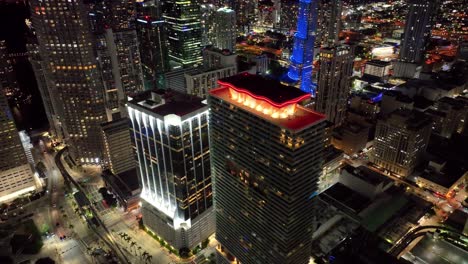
217, 73, 311, 108
210, 73, 325, 131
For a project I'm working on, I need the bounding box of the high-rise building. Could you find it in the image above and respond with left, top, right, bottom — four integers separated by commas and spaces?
0, 41, 19, 103
228, 0, 258, 32
213, 7, 236, 52
371, 109, 431, 178
0, 88, 36, 202
288, 0, 319, 95
101, 118, 135, 175
163, 0, 203, 68
27, 42, 64, 141
96, 28, 144, 121
136, 0, 170, 87
128, 90, 215, 250
316, 45, 354, 126
30, 0, 107, 164
209, 73, 326, 264
316, 0, 342, 47
394, 0, 438, 78
201, 3, 217, 47
279, 0, 299, 30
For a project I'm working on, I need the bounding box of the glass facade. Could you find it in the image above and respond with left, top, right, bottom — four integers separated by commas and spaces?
30, 0, 107, 163
127, 92, 214, 249
164, 0, 203, 67
209, 77, 326, 264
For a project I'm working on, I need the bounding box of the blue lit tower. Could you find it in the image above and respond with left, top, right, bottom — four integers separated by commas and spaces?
288, 0, 318, 95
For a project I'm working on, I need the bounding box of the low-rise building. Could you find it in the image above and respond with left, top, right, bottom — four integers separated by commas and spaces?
339, 165, 394, 200
363, 60, 392, 82
332, 123, 369, 155
102, 168, 141, 211
416, 160, 467, 196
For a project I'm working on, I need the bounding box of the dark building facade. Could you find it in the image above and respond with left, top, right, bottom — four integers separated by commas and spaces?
209, 74, 326, 264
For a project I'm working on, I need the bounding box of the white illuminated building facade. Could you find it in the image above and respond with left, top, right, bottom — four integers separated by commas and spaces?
0, 89, 36, 202
127, 90, 214, 250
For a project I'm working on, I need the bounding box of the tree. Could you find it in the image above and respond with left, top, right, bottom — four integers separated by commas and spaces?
202, 238, 210, 249
35, 257, 55, 264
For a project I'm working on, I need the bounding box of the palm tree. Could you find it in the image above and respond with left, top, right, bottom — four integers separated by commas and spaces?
137, 246, 142, 255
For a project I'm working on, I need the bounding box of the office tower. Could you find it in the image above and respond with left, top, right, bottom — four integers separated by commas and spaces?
108, 0, 136, 30
273, 0, 281, 26
316, 0, 342, 47
201, 3, 217, 47
394, 0, 438, 78
27, 42, 64, 141
136, 1, 169, 87
163, 0, 203, 68
128, 90, 215, 250
101, 118, 135, 175
0, 41, 19, 102
228, 0, 258, 32
288, 0, 319, 95
96, 28, 144, 121
371, 109, 431, 178
209, 73, 326, 264
0, 89, 36, 202
30, 0, 107, 164
279, 0, 299, 30
316, 45, 354, 126
213, 7, 236, 52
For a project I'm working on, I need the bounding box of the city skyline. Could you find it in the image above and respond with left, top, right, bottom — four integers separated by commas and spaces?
0, 1, 467, 264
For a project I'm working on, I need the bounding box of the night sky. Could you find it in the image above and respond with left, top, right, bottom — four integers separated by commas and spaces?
0, 1, 48, 132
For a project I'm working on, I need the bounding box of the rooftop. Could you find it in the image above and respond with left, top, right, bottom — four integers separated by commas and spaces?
366, 59, 391, 67
210, 74, 325, 131
129, 89, 207, 117
218, 73, 310, 107
322, 183, 371, 213
419, 161, 466, 188
386, 109, 432, 131
343, 165, 393, 186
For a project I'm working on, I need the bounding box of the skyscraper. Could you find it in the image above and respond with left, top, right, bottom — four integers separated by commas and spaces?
27, 41, 64, 141
30, 0, 107, 163
163, 0, 203, 68
96, 28, 144, 120
394, 0, 438, 78
315, 45, 354, 126
371, 109, 431, 177
209, 73, 326, 264
316, 0, 342, 47
0, 87, 36, 202
213, 7, 237, 52
288, 0, 319, 95
201, 3, 217, 47
136, 0, 169, 88
128, 90, 215, 250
